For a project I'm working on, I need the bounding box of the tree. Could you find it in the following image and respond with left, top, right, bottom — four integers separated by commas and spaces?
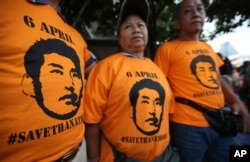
206, 0, 250, 40
60, 0, 250, 59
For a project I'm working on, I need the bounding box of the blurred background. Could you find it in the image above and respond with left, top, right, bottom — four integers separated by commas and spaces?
59, 0, 250, 63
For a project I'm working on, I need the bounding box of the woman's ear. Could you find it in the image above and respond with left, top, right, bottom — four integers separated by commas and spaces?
21, 73, 35, 98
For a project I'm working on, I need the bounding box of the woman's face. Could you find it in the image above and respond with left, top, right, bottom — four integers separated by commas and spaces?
118, 15, 148, 54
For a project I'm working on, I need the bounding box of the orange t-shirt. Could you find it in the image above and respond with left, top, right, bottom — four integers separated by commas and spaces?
84, 53, 174, 162
0, 0, 94, 161
154, 40, 224, 127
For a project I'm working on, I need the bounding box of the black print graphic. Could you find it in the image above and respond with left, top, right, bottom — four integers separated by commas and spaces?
129, 78, 165, 136
21, 39, 83, 120
190, 55, 219, 89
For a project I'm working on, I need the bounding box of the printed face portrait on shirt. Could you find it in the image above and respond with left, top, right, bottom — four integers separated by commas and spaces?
22, 39, 83, 120
129, 78, 165, 135
190, 55, 219, 89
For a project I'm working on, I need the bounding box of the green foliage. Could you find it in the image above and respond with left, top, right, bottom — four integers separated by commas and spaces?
60, 0, 250, 57
206, 0, 250, 40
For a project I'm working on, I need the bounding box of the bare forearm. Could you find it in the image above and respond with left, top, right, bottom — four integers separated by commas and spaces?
85, 123, 100, 160
85, 61, 97, 79
220, 76, 250, 132
220, 76, 240, 104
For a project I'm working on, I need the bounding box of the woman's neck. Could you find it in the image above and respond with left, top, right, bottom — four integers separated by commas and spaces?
123, 51, 144, 60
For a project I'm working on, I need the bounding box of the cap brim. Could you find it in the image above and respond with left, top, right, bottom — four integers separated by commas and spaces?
117, 0, 149, 31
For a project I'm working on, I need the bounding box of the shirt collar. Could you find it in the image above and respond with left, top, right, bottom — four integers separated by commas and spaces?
29, 0, 48, 5
28, 0, 65, 22
123, 52, 141, 59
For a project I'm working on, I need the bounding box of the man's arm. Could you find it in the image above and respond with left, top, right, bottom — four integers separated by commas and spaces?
85, 61, 97, 79
220, 76, 250, 132
85, 123, 100, 162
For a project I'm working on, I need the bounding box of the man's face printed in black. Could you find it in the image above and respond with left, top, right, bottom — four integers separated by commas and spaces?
190, 55, 219, 89
22, 39, 83, 120
129, 78, 165, 136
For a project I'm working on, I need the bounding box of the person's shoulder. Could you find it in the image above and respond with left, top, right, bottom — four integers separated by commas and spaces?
198, 40, 213, 48
159, 40, 177, 46
95, 52, 122, 65
89, 53, 123, 76
156, 40, 182, 53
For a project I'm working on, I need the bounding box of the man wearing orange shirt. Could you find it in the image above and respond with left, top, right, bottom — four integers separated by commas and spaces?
0, 0, 96, 161
154, 0, 250, 162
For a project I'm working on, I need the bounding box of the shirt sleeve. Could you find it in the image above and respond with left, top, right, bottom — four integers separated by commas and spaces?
154, 43, 170, 78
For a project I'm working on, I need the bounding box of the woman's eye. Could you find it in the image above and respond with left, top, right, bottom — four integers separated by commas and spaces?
139, 24, 145, 27
184, 9, 191, 14
125, 24, 132, 29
